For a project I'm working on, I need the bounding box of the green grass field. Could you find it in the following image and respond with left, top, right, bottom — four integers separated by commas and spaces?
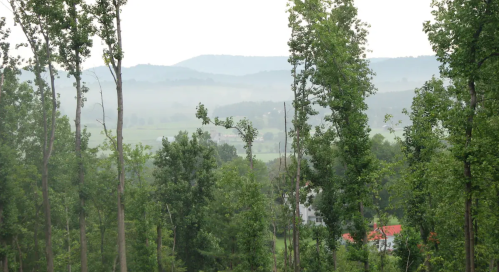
82, 121, 403, 163
275, 238, 315, 251
373, 216, 400, 226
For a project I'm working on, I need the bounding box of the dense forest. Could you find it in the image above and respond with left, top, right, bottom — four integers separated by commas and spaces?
1, 0, 499, 272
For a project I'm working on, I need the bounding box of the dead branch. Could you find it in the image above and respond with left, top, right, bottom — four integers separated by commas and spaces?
90, 70, 117, 151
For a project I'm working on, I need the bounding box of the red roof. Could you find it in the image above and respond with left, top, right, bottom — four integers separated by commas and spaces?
342, 225, 402, 243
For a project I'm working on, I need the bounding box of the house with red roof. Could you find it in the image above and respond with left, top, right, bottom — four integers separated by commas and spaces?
341, 224, 402, 251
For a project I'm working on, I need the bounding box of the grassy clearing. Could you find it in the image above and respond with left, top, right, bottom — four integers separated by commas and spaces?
373, 216, 400, 226
82, 121, 402, 162
275, 238, 315, 251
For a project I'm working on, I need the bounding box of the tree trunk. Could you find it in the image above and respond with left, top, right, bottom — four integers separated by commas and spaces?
293, 127, 301, 272
112, 255, 118, 272
315, 236, 320, 258
0, 73, 4, 102
464, 79, 477, 272
41, 166, 54, 272
14, 236, 23, 272
74, 48, 88, 272
166, 204, 175, 272
40, 30, 58, 272
114, 3, 127, 271
157, 225, 163, 272
333, 250, 337, 271
465, 181, 473, 272
171, 228, 176, 272
33, 201, 40, 272
359, 201, 368, 272
65, 205, 71, 272
284, 224, 288, 270
272, 220, 277, 272
2, 253, 8, 272
96, 208, 105, 266
283, 101, 289, 272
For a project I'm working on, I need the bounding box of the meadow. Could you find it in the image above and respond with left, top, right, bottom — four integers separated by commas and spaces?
83, 120, 404, 162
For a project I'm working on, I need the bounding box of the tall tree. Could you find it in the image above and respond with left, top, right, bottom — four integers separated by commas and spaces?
286, 2, 317, 270
304, 0, 377, 270
154, 131, 218, 272
0, 17, 10, 103
53, 1, 94, 270
10, 1, 61, 270
399, 78, 445, 270
308, 127, 342, 270
92, 0, 127, 270
0, 22, 12, 269
424, 1, 499, 271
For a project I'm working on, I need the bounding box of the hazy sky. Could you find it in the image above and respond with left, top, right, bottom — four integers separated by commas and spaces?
1, 0, 435, 69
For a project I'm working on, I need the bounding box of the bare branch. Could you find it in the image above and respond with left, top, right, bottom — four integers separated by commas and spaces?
91, 69, 117, 151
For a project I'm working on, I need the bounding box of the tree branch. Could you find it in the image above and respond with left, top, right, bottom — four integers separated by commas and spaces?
91, 70, 117, 151
477, 52, 499, 69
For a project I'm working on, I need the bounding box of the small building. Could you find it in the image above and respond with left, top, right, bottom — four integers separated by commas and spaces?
341, 224, 402, 251
210, 130, 222, 143
285, 181, 325, 226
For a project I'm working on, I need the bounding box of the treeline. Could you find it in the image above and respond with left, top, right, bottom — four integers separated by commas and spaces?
212, 91, 415, 132
1, 1, 499, 272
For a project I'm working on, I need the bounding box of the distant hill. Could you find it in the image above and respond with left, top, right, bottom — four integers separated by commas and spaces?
174, 55, 440, 80
174, 55, 291, 76
174, 55, 397, 76
18, 55, 440, 92
370, 56, 441, 83
16, 54, 439, 127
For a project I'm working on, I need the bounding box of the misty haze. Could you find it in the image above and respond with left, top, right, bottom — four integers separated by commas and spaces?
0, 0, 497, 272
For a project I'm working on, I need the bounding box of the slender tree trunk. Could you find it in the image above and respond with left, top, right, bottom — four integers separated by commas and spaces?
114, 4, 127, 271
40, 31, 58, 272
165, 204, 175, 272
112, 255, 118, 272
171, 228, 176, 272
41, 165, 54, 272
14, 236, 23, 272
284, 224, 288, 270
333, 250, 337, 271
283, 102, 291, 272
272, 219, 277, 272
74, 49, 88, 272
33, 201, 40, 272
293, 127, 301, 272
316, 236, 319, 255
359, 201, 368, 272
464, 79, 477, 272
157, 225, 163, 272
65, 205, 71, 272
2, 253, 8, 272
0, 73, 4, 102
96, 208, 105, 266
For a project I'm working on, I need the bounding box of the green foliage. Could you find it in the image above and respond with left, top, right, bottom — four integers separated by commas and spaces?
2, 1, 499, 272
291, 1, 379, 270
217, 143, 239, 165
393, 227, 425, 272
196, 103, 259, 164
154, 130, 218, 271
